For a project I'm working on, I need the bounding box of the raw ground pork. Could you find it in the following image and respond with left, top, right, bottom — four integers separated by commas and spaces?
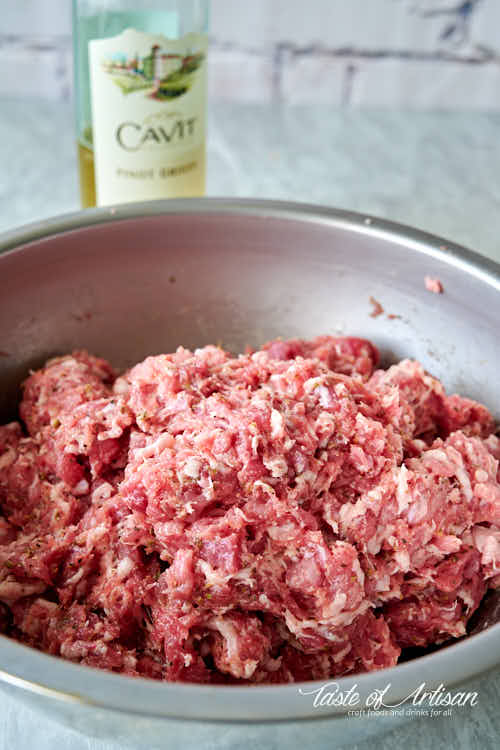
0, 336, 499, 684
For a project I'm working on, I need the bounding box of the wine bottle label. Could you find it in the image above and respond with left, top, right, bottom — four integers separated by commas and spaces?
89, 28, 207, 205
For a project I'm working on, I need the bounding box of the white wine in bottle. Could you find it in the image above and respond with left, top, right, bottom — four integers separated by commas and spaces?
73, 0, 209, 207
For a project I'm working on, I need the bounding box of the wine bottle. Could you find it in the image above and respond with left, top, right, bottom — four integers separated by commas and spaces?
73, 0, 209, 207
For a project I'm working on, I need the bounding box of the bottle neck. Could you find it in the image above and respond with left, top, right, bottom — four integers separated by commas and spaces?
73, 1, 209, 35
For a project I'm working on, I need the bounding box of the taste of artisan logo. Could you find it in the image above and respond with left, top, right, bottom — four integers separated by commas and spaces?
101, 44, 204, 100
299, 681, 479, 718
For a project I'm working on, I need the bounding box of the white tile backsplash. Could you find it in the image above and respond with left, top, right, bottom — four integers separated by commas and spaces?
0, 37, 72, 100
208, 48, 274, 102
0, 0, 71, 37
350, 58, 500, 110
280, 53, 348, 105
1, 0, 500, 108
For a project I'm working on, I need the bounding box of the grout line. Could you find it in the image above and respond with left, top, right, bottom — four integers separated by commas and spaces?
0, 34, 498, 66
341, 63, 358, 108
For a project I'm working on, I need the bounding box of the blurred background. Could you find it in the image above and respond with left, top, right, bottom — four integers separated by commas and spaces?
1, 0, 500, 257
2, 0, 500, 107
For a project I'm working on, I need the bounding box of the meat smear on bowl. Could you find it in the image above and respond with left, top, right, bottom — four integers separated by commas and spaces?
0, 336, 499, 684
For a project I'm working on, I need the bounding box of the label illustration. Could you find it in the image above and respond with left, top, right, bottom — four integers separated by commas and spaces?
102, 43, 204, 99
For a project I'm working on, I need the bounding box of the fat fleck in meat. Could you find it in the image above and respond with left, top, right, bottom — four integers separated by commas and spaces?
0, 336, 499, 684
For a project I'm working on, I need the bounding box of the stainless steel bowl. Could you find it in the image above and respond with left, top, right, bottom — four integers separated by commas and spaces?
0, 198, 499, 749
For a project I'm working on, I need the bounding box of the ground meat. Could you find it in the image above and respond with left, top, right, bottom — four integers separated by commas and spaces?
0, 336, 499, 684
260, 335, 379, 380
425, 276, 444, 294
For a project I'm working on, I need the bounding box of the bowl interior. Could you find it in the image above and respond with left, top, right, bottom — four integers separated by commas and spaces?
1, 202, 499, 421
0, 199, 499, 720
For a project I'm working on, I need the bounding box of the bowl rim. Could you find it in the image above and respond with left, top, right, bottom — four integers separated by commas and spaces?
1, 197, 500, 291
0, 197, 500, 723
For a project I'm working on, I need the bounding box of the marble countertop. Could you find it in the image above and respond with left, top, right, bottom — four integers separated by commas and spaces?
210, 105, 500, 265
2, 98, 500, 261
1, 97, 500, 750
